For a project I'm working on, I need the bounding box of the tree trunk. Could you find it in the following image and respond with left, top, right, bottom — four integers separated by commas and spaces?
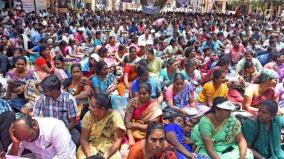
9, 0, 12, 9
34, 0, 37, 13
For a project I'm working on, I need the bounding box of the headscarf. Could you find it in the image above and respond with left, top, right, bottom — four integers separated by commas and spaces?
256, 69, 279, 84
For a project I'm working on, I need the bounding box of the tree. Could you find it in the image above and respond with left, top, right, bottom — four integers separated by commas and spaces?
250, 0, 267, 15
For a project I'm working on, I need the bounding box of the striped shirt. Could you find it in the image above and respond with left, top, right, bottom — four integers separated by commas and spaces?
33, 90, 77, 126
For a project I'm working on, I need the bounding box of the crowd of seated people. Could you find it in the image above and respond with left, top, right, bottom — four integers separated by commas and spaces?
0, 7, 284, 159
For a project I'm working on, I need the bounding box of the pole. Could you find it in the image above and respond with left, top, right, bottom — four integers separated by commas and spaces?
9, 0, 12, 9
34, 0, 37, 14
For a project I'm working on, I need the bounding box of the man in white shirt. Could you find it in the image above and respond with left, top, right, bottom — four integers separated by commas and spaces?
138, 29, 154, 46
8, 115, 76, 159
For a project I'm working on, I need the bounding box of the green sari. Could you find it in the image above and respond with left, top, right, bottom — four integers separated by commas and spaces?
242, 116, 284, 159
191, 116, 253, 159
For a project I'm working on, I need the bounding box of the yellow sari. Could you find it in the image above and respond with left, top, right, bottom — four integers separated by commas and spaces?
77, 110, 126, 159
198, 81, 229, 103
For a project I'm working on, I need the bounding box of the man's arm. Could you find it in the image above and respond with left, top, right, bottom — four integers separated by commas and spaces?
7, 124, 24, 156
32, 96, 43, 117
52, 121, 76, 159
67, 96, 78, 130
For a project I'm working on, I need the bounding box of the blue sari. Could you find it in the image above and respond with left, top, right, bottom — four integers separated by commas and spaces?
165, 123, 192, 159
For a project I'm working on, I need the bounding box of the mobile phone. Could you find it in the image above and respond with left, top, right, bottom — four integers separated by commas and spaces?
221, 146, 234, 154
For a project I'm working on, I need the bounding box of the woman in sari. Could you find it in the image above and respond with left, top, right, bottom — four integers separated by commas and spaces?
53, 55, 71, 79
117, 59, 147, 97
6, 56, 37, 112
243, 69, 278, 116
198, 69, 229, 107
163, 108, 196, 159
124, 82, 163, 145
181, 59, 202, 100
242, 99, 284, 159
77, 94, 125, 159
34, 46, 54, 80
146, 48, 164, 77
92, 61, 117, 95
128, 121, 178, 159
5, 56, 37, 83
160, 58, 179, 88
191, 97, 253, 159
202, 54, 231, 85
63, 63, 92, 121
165, 73, 197, 115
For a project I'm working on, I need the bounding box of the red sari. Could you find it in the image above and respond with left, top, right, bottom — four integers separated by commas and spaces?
251, 88, 276, 107
126, 98, 162, 140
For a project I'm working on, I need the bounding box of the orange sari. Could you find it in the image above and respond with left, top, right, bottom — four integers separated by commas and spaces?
128, 140, 178, 159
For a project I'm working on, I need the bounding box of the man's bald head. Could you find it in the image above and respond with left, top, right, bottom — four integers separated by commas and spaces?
13, 115, 38, 142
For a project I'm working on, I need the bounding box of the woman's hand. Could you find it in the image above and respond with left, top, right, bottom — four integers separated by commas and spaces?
189, 153, 197, 159
125, 122, 133, 129
0, 151, 5, 159
183, 137, 194, 145
126, 122, 140, 129
21, 106, 33, 115
15, 85, 25, 94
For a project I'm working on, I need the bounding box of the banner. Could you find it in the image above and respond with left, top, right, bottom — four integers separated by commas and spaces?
177, 0, 188, 6
121, 0, 132, 3
22, 0, 34, 13
142, 5, 160, 14
22, 0, 46, 13
36, 0, 47, 12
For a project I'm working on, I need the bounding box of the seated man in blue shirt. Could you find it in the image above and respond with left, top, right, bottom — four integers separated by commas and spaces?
131, 65, 163, 104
